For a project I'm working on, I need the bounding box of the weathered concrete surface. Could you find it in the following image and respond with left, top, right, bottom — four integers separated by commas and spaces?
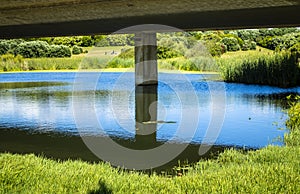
0, 0, 299, 38
135, 32, 158, 85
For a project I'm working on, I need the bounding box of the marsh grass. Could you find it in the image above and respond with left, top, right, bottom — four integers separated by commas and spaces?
158, 56, 219, 72
1, 100, 300, 193
218, 51, 300, 88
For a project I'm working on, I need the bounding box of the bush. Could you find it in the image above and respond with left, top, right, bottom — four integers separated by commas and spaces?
250, 41, 257, 50
0, 41, 10, 55
205, 41, 227, 56
237, 30, 260, 41
48, 45, 71, 58
241, 40, 257, 51
0, 54, 26, 71
221, 37, 240, 51
289, 43, 300, 53
157, 46, 183, 59
104, 34, 134, 46
14, 41, 72, 58
185, 42, 210, 58
118, 48, 134, 59
72, 45, 83, 55
285, 96, 300, 146
14, 41, 50, 58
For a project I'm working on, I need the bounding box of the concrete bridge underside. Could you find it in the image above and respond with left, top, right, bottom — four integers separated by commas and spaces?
0, 0, 299, 38
0, 0, 299, 85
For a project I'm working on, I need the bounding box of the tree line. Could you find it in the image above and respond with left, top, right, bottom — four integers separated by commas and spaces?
0, 27, 299, 59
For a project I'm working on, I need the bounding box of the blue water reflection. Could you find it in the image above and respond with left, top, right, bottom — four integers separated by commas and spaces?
1, 72, 299, 148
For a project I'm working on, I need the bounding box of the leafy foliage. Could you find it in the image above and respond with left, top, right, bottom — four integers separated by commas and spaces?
14, 41, 50, 58
48, 45, 71, 58
13, 41, 71, 58
285, 96, 300, 146
221, 37, 240, 51
118, 48, 134, 59
72, 45, 83, 55
241, 40, 257, 51
0, 41, 10, 55
0, 54, 26, 71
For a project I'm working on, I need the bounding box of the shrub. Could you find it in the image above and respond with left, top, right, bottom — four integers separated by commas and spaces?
105, 34, 133, 46
289, 43, 300, 53
14, 41, 50, 58
14, 41, 72, 58
285, 96, 300, 146
185, 42, 210, 58
72, 45, 83, 55
48, 45, 71, 58
237, 30, 260, 41
221, 37, 240, 51
241, 40, 257, 51
205, 41, 227, 56
250, 41, 257, 50
157, 46, 183, 59
0, 54, 26, 71
0, 41, 10, 55
201, 32, 222, 42
118, 48, 134, 59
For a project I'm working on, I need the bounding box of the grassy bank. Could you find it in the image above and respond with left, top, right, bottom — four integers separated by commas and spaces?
1, 100, 300, 193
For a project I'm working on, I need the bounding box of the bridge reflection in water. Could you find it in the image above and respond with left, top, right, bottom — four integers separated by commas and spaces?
0, 80, 250, 172
135, 85, 158, 149
0, 83, 229, 172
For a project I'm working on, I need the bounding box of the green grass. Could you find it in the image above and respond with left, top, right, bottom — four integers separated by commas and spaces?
217, 51, 300, 88
1, 100, 300, 193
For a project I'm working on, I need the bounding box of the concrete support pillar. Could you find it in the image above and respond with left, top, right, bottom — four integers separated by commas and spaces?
135, 32, 158, 86
135, 85, 157, 149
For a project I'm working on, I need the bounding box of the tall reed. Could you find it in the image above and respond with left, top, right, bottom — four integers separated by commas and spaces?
218, 52, 300, 88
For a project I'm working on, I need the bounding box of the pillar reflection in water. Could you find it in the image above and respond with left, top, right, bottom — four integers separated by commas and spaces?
135, 85, 158, 149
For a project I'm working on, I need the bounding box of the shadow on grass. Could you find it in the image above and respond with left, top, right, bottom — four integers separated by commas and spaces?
88, 181, 113, 194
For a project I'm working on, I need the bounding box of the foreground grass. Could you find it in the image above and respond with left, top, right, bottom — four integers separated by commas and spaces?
0, 146, 299, 193
1, 100, 300, 193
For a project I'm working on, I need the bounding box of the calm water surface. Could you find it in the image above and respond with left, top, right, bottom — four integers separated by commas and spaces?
1, 72, 299, 149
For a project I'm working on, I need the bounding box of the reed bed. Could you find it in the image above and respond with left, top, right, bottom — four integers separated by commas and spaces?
218, 52, 300, 88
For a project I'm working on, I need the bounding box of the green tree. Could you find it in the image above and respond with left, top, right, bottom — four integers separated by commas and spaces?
72, 45, 83, 55
48, 45, 71, 58
15, 41, 50, 58
0, 41, 10, 55
221, 37, 240, 51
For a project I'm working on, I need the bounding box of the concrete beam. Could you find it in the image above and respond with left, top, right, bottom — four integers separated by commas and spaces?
0, 0, 299, 38
135, 32, 158, 86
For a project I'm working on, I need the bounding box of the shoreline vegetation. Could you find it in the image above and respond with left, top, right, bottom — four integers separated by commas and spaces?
0, 46, 299, 88
1, 27, 300, 88
1, 99, 299, 193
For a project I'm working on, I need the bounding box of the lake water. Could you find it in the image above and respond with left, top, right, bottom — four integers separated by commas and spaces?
0, 72, 299, 169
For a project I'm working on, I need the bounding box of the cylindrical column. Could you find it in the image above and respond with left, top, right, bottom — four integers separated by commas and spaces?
135, 32, 158, 86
